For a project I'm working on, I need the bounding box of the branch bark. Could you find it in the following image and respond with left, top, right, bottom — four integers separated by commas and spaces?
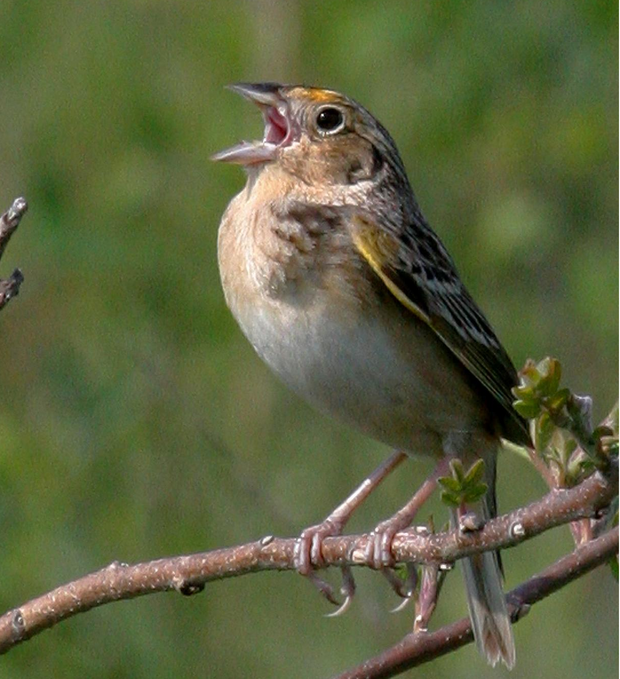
333, 526, 619, 678
0, 463, 615, 656
0, 197, 28, 310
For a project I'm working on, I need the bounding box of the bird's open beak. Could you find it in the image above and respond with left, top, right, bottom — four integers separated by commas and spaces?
212, 83, 295, 165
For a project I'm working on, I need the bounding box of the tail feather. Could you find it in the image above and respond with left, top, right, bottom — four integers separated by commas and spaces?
462, 548, 515, 668
456, 451, 515, 669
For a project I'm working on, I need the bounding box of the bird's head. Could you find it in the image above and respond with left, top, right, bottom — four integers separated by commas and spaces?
213, 82, 404, 188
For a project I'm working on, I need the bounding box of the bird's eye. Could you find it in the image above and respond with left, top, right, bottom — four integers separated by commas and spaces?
316, 107, 345, 134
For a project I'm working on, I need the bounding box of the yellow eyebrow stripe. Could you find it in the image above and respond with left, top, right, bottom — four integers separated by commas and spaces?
306, 88, 339, 102
290, 87, 344, 105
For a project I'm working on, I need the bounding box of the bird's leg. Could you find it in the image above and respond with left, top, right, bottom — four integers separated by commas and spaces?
295, 450, 407, 611
366, 457, 451, 571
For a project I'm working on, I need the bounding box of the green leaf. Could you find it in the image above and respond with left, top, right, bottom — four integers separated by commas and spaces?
512, 384, 534, 400
440, 490, 460, 507
464, 484, 488, 504
547, 388, 571, 412
609, 556, 619, 582
520, 359, 542, 386
437, 476, 461, 493
449, 459, 466, 483
563, 437, 578, 458
536, 357, 562, 397
514, 399, 541, 419
566, 456, 594, 485
535, 411, 555, 452
464, 459, 486, 486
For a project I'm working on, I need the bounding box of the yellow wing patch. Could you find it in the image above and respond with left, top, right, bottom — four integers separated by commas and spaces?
351, 217, 530, 446
351, 217, 430, 323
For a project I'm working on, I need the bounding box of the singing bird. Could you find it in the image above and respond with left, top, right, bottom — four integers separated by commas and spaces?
214, 83, 530, 668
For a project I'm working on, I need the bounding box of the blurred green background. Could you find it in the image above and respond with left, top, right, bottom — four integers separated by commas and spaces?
0, 1, 617, 678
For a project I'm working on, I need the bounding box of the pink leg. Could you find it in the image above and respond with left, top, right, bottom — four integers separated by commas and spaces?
295, 450, 407, 609
366, 457, 451, 569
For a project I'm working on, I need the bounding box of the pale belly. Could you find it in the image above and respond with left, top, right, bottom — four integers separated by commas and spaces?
229, 290, 489, 457
217, 186, 490, 456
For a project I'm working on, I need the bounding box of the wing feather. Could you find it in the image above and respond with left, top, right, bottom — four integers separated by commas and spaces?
352, 214, 530, 446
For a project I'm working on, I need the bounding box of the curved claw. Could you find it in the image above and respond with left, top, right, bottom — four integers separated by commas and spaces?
388, 564, 417, 612
293, 451, 409, 610
380, 567, 410, 598
340, 564, 356, 600
297, 523, 358, 612
305, 571, 342, 607
403, 562, 418, 597
304, 565, 357, 614
381, 563, 418, 596
390, 594, 414, 614
377, 525, 398, 567
325, 592, 353, 618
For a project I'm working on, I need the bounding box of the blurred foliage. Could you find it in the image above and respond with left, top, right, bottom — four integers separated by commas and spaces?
0, 1, 616, 678
514, 356, 618, 482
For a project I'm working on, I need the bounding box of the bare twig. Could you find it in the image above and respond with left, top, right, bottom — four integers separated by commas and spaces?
0, 197, 27, 258
527, 447, 556, 489
0, 270, 24, 310
0, 463, 615, 655
333, 527, 619, 679
0, 197, 28, 310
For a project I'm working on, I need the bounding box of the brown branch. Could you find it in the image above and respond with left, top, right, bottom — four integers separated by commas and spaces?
0, 464, 615, 655
0, 197, 28, 310
386, 461, 616, 565
333, 526, 619, 679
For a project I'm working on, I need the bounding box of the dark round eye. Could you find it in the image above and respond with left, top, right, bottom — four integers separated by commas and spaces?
316, 107, 345, 133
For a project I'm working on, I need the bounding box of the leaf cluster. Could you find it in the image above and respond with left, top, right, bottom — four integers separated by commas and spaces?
513, 358, 618, 484
438, 459, 488, 508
